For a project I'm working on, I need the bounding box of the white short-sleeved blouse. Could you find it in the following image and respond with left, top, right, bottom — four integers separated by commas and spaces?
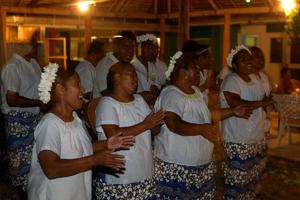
93, 53, 119, 98
27, 112, 93, 200
95, 94, 153, 184
1, 54, 41, 114
220, 73, 266, 143
132, 58, 160, 92
154, 85, 214, 166
75, 60, 96, 94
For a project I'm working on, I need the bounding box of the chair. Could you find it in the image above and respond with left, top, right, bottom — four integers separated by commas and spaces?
84, 97, 101, 141
273, 94, 300, 146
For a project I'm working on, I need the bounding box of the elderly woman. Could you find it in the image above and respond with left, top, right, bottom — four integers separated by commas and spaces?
93, 62, 165, 199
154, 52, 251, 199
27, 64, 134, 200
220, 45, 273, 199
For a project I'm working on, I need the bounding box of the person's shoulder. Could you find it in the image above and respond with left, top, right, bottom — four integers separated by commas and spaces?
159, 85, 182, 99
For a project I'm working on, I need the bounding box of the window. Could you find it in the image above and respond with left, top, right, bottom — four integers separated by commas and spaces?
270, 38, 282, 63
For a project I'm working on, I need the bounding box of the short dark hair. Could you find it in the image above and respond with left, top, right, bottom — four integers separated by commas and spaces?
87, 40, 105, 55
181, 40, 198, 53
118, 30, 136, 43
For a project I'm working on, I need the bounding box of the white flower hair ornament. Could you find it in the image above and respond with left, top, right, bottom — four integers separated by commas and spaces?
165, 51, 183, 80
136, 34, 157, 43
38, 63, 59, 104
226, 44, 251, 68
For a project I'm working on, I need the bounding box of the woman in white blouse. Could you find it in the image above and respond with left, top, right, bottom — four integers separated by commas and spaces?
27, 64, 134, 200
93, 62, 165, 199
220, 46, 273, 199
154, 52, 250, 199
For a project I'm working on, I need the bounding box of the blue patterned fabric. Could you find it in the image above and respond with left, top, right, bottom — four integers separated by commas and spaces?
154, 158, 216, 200
92, 173, 156, 200
223, 141, 267, 200
5, 110, 42, 191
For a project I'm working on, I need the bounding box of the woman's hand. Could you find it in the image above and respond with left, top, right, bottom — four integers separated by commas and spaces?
107, 132, 135, 150
233, 104, 252, 119
93, 150, 125, 171
143, 109, 165, 129
201, 124, 220, 144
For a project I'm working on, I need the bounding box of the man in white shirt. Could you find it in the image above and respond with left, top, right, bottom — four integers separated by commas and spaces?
93, 31, 136, 98
75, 40, 105, 101
1, 41, 46, 198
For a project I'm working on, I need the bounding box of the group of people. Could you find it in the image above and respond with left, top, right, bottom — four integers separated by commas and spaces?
0, 29, 275, 200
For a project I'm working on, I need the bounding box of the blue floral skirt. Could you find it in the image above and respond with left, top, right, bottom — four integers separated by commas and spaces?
154, 158, 216, 200
223, 141, 267, 200
92, 174, 156, 200
5, 110, 42, 191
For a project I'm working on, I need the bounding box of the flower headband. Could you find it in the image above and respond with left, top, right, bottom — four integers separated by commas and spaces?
165, 51, 183, 80
136, 34, 157, 43
38, 63, 59, 104
226, 44, 251, 68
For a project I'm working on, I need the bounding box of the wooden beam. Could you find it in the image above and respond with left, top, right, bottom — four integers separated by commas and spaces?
208, 0, 218, 11
109, 0, 119, 12
167, 0, 171, 14
84, 13, 92, 53
118, 0, 131, 13
222, 12, 231, 69
178, 0, 190, 49
0, 7, 7, 68
15, 0, 22, 6
6, 15, 177, 32
164, 6, 283, 18
267, 0, 274, 10
27, 0, 39, 7
3, 6, 158, 19
159, 16, 165, 59
153, 0, 158, 15
114, 0, 127, 13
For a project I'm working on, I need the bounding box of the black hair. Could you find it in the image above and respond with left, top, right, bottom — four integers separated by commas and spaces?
181, 40, 198, 53
169, 53, 194, 83
193, 44, 209, 60
117, 30, 137, 43
231, 49, 251, 72
281, 67, 291, 77
87, 40, 105, 55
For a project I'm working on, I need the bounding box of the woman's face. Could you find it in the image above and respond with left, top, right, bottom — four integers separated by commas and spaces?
116, 38, 135, 63
252, 50, 265, 71
63, 74, 84, 111
119, 64, 138, 94
141, 41, 156, 62
235, 51, 254, 76
186, 63, 200, 86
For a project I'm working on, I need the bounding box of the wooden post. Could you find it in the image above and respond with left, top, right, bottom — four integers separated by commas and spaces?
84, 12, 92, 53
178, 0, 190, 50
159, 16, 165, 60
0, 7, 7, 68
222, 12, 231, 68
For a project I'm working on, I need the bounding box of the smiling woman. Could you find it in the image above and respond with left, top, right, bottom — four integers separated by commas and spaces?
27, 64, 134, 200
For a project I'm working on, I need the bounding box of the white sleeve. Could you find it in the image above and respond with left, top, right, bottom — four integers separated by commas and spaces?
94, 60, 110, 97
1, 63, 20, 93
35, 120, 61, 156
155, 90, 184, 117
221, 75, 241, 95
95, 98, 119, 128
75, 64, 93, 93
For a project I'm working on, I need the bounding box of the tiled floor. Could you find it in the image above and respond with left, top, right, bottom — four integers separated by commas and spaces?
268, 111, 300, 162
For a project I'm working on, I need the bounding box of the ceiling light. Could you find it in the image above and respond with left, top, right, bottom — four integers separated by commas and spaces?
280, 0, 297, 16
78, 1, 95, 12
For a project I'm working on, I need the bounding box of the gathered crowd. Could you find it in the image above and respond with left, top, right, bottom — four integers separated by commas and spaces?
1, 30, 275, 200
